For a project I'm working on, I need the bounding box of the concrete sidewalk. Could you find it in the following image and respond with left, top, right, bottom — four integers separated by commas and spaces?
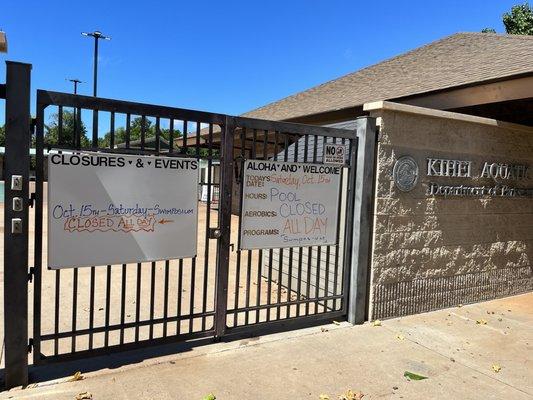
2, 293, 532, 400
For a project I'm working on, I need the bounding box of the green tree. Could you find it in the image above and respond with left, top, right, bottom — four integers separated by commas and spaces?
45, 110, 90, 147
0, 124, 5, 147
503, 2, 533, 35
481, 28, 497, 33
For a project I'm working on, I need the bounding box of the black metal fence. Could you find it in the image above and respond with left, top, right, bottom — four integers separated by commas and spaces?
3, 61, 376, 388
33, 90, 226, 364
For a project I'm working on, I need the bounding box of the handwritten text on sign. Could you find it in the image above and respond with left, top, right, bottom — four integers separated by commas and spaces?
240, 160, 341, 250
48, 152, 198, 269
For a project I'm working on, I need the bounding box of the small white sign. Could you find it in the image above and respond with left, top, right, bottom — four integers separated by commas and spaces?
240, 159, 341, 250
48, 152, 199, 269
323, 143, 346, 165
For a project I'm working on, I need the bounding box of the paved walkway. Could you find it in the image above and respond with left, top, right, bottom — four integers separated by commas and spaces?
2, 293, 532, 399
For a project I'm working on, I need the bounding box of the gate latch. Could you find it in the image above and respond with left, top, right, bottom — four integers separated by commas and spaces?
28, 267, 35, 283
27, 338, 34, 353
208, 228, 222, 239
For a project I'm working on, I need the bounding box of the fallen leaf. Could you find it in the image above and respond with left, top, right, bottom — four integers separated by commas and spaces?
203, 394, 216, 400
492, 364, 502, 373
319, 395, 330, 400
321, 327, 329, 332
332, 321, 341, 326
458, 304, 463, 308
476, 319, 487, 325
75, 392, 92, 400
396, 334, 405, 340
403, 371, 428, 381
338, 389, 364, 400
69, 371, 84, 382
371, 320, 382, 327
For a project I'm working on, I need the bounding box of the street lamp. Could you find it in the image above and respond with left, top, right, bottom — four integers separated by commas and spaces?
81, 31, 110, 97
67, 78, 82, 94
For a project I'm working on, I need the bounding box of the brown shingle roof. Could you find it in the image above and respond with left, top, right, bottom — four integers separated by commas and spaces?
242, 32, 533, 121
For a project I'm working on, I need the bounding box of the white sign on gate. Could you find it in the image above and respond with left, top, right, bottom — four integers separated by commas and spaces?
48, 152, 198, 269
323, 143, 346, 165
240, 159, 341, 250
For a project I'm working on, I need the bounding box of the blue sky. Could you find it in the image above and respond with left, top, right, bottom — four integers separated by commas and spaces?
0, 0, 521, 125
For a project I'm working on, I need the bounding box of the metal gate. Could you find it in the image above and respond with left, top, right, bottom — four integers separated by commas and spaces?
3, 61, 376, 387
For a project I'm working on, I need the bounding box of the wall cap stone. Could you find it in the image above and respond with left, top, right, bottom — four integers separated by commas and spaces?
363, 101, 533, 133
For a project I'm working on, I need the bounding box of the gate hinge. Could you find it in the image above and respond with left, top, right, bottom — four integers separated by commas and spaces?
28, 338, 34, 353
29, 192, 36, 208
28, 267, 35, 283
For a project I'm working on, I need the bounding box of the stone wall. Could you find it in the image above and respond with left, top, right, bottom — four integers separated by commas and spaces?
366, 102, 533, 320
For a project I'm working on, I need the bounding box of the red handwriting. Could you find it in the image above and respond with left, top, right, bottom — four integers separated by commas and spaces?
63, 213, 156, 233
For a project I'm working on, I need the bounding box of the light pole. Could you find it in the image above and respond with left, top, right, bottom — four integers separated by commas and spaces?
67, 78, 82, 94
81, 31, 110, 97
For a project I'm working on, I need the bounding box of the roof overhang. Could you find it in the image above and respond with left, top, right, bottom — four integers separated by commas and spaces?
277, 72, 533, 126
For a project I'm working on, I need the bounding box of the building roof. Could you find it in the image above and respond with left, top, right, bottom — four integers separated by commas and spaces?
242, 33, 533, 121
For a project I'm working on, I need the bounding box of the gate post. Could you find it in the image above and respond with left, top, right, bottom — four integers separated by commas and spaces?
214, 116, 235, 339
347, 117, 377, 324
3, 61, 32, 388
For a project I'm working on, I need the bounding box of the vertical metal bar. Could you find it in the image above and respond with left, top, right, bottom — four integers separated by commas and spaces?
88, 266, 95, 349
189, 261, 197, 333
214, 116, 234, 339
347, 118, 377, 324
163, 260, 169, 337
54, 270, 60, 355
196, 121, 201, 157
333, 144, 344, 311
104, 265, 111, 347
120, 264, 126, 344
169, 119, 174, 154
140, 115, 146, 150
71, 268, 78, 352
201, 124, 214, 331
76, 107, 82, 149
291, 133, 301, 316
57, 105, 63, 145
233, 126, 246, 327
177, 258, 183, 334
277, 248, 283, 319
255, 129, 268, 322
109, 111, 115, 149
149, 261, 156, 339
304, 135, 311, 315
284, 134, 293, 318
182, 121, 188, 154
315, 245, 322, 312
341, 138, 354, 313
155, 117, 161, 154
135, 263, 141, 341
125, 114, 131, 149
92, 109, 98, 148
4, 62, 31, 387
244, 130, 254, 325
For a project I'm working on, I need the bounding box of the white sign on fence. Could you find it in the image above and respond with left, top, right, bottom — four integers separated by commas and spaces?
323, 143, 346, 165
48, 152, 199, 269
240, 159, 341, 250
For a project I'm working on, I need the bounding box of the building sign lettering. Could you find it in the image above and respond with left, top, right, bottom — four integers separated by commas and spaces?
424, 157, 531, 198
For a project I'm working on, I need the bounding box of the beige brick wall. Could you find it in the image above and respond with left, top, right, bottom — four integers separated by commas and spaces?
368, 105, 533, 320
